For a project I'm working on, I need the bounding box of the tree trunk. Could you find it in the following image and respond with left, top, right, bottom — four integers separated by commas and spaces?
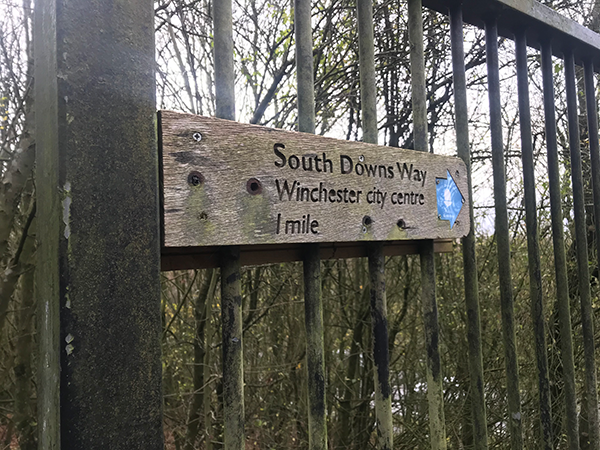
14, 216, 36, 450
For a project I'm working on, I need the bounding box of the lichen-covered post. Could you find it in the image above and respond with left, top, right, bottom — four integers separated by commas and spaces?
564, 50, 600, 450
485, 18, 523, 450
213, 1, 245, 449
585, 58, 600, 450
449, 5, 488, 449
302, 244, 327, 450
515, 31, 552, 450
540, 39, 580, 450
220, 247, 245, 450
35, 0, 163, 448
407, 0, 447, 448
356, 0, 393, 448
367, 243, 393, 450
294, 0, 328, 447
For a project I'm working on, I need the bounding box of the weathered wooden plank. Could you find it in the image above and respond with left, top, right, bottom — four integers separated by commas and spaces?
160, 111, 470, 247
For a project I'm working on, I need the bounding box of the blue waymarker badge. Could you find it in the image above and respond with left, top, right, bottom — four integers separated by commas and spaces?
436, 170, 464, 229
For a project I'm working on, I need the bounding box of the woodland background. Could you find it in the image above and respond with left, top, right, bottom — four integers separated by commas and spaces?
2, 0, 600, 448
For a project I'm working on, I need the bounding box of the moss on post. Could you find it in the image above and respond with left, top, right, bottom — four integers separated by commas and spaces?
303, 244, 327, 450
220, 247, 245, 450
367, 242, 393, 450
35, 0, 163, 447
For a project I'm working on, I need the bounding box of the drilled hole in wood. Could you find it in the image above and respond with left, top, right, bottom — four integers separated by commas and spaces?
397, 219, 406, 229
362, 215, 372, 226
188, 171, 204, 186
246, 178, 262, 195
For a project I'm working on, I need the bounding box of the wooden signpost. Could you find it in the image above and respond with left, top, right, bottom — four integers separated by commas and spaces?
160, 111, 469, 267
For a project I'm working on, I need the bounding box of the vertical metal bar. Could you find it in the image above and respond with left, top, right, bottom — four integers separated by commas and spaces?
408, 0, 428, 150
35, 0, 163, 448
294, 2, 327, 449
408, 1, 447, 449
303, 245, 327, 450
448, 5, 488, 449
419, 239, 446, 449
584, 60, 600, 448
367, 243, 393, 450
541, 39, 580, 450
565, 50, 600, 450
485, 18, 523, 450
213, 2, 244, 450
213, 0, 236, 121
515, 31, 553, 450
356, 1, 393, 448
584, 62, 600, 301
584, 61, 600, 282
357, 0, 378, 145
295, 0, 315, 134
220, 247, 245, 450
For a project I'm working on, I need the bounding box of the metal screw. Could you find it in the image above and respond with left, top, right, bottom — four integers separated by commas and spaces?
359, 155, 365, 162
436, 179, 440, 184
192, 132, 202, 142
362, 226, 367, 234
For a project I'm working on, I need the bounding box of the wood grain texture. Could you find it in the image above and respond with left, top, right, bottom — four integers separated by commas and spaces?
160, 110, 470, 247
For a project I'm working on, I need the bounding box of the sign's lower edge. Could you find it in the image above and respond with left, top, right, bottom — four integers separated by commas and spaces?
161, 239, 456, 271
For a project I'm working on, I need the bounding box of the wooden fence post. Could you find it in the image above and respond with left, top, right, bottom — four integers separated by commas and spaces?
35, 0, 163, 448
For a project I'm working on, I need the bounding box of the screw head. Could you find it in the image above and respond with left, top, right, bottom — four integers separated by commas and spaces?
436, 179, 440, 184
359, 155, 365, 162
362, 226, 367, 234
192, 132, 202, 142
